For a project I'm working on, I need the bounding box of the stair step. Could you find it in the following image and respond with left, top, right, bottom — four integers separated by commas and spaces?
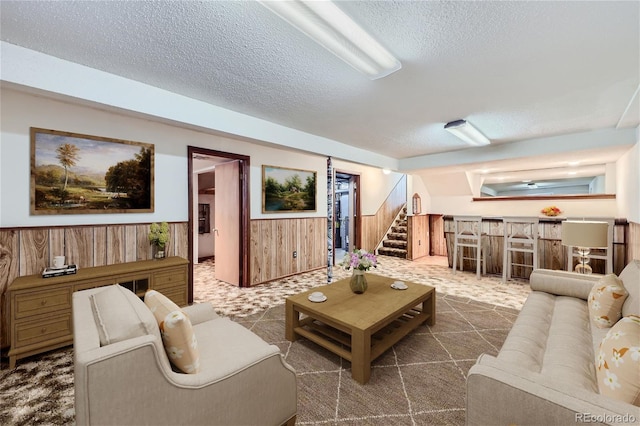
383, 240, 407, 249
387, 232, 407, 240
392, 226, 407, 233
378, 247, 407, 258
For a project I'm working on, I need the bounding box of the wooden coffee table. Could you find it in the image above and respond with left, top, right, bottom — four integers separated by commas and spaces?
285, 273, 436, 384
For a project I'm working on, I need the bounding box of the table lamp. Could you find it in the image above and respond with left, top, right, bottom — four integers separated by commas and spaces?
561, 220, 609, 274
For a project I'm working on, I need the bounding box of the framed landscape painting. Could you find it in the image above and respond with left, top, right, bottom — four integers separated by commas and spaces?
262, 165, 317, 213
30, 128, 154, 215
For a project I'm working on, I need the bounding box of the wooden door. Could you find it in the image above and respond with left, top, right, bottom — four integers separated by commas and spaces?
429, 214, 447, 256
214, 160, 240, 286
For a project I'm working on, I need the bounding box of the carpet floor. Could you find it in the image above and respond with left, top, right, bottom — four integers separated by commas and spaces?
0, 255, 529, 425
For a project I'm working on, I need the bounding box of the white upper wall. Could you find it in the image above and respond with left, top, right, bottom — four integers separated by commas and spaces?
0, 88, 401, 227
616, 132, 640, 223
427, 194, 618, 218
332, 159, 404, 216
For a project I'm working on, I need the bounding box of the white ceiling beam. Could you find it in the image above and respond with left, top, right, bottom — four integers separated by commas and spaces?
399, 128, 637, 172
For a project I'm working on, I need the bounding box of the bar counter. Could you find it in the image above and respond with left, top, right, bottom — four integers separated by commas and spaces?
442, 216, 629, 279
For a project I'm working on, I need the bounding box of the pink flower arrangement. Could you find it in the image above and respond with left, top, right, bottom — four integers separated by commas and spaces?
340, 249, 377, 271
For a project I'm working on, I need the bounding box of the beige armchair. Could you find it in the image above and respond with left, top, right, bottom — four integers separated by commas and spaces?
73, 285, 297, 426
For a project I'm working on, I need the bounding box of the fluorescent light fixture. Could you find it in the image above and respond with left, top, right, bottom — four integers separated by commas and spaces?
258, 0, 401, 79
444, 120, 490, 146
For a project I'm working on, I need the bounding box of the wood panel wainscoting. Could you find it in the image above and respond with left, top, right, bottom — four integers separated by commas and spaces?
630, 221, 640, 262
250, 217, 327, 286
442, 217, 632, 279
407, 214, 429, 260
429, 215, 447, 256
0, 222, 188, 350
360, 175, 407, 252
406, 214, 447, 260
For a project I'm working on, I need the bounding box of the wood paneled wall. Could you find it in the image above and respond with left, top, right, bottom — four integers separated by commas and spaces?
429, 215, 447, 256
443, 217, 630, 278
0, 222, 188, 349
629, 221, 640, 261
361, 175, 407, 251
407, 215, 429, 260
250, 217, 326, 285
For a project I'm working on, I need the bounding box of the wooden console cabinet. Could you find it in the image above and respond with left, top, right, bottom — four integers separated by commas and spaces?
7, 256, 188, 369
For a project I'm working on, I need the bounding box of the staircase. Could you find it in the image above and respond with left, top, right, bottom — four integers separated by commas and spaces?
377, 207, 408, 259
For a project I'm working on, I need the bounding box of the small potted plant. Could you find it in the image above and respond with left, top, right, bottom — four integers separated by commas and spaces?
149, 222, 169, 259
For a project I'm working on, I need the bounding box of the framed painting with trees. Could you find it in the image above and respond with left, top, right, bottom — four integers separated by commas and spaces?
30, 127, 154, 215
262, 165, 317, 213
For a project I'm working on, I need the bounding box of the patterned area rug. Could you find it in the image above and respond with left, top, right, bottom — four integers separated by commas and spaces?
0, 255, 529, 425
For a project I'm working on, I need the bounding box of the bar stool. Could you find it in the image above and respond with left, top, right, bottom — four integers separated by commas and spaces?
452, 216, 487, 279
502, 217, 539, 283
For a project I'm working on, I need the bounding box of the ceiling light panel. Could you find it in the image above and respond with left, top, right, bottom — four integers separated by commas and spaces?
258, 0, 401, 79
444, 120, 490, 146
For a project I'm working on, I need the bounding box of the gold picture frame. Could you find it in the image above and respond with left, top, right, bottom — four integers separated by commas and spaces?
30, 127, 154, 215
262, 165, 317, 213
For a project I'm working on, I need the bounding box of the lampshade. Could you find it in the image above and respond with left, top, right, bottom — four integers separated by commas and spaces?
444, 120, 490, 146
258, 0, 401, 80
561, 221, 608, 248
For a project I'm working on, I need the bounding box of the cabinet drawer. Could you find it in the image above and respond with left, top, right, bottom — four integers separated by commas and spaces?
74, 277, 118, 293
154, 270, 186, 290
161, 289, 187, 307
14, 314, 72, 347
14, 288, 71, 319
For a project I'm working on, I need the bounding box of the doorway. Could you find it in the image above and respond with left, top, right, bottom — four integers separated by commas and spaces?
187, 147, 250, 302
333, 171, 361, 265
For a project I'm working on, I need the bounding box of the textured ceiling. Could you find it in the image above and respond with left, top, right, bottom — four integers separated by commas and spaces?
1, 0, 638, 162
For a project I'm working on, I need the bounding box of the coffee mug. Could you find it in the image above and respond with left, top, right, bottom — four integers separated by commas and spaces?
53, 256, 66, 268
310, 292, 324, 298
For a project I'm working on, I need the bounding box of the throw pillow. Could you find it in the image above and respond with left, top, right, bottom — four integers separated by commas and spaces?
588, 274, 628, 328
144, 290, 200, 374
159, 310, 201, 374
90, 285, 152, 346
596, 315, 640, 406
144, 289, 181, 320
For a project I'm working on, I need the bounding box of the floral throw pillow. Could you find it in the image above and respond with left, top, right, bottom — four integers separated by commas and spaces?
159, 310, 200, 374
144, 290, 200, 374
596, 315, 640, 405
144, 289, 181, 320
588, 274, 628, 328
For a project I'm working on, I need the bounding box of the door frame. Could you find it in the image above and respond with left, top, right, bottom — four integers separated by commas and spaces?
333, 169, 361, 264
187, 146, 250, 302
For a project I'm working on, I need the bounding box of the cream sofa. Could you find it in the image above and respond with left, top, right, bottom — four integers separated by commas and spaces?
73, 285, 297, 426
467, 260, 640, 426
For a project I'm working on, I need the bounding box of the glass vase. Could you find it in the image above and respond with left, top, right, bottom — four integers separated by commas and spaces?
153, 244, 166, 259
350, 269, 368, 294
